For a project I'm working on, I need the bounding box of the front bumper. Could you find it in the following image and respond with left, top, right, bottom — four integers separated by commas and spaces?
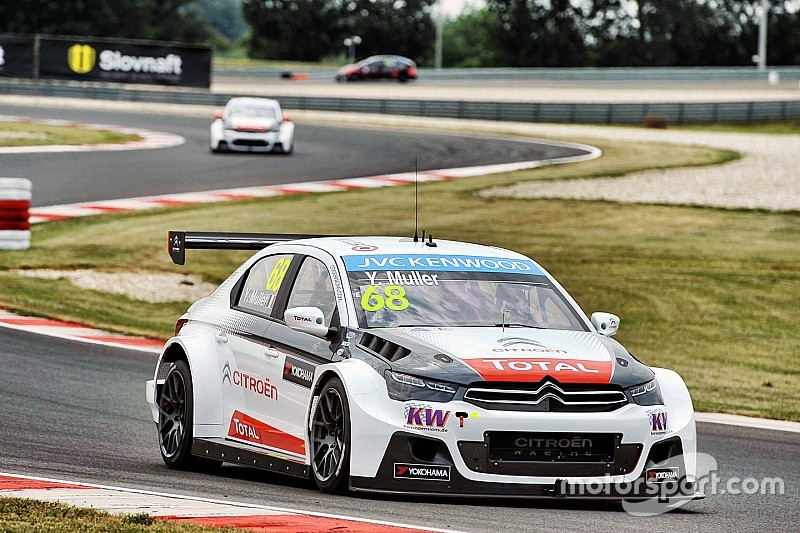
345, 381, 698, 498
350, 431, 702, 500
222, 130, 282, 152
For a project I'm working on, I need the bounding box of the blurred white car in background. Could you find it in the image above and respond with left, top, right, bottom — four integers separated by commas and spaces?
210, 97, 294, 154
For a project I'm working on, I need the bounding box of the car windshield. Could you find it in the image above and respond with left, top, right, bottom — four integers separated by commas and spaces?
228, 105, 277, 120
343, 254, 587, 331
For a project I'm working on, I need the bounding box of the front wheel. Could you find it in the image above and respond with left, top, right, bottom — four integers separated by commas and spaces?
158, 360, 221, 471
310, 377, 351, 493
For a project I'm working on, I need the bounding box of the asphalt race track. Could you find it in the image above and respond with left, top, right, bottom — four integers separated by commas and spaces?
0, 104, 588, 207
0, 104, 798, 531
0, 328, 797, 532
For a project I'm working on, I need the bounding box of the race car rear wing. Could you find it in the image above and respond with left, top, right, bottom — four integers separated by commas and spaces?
168, 231, 331, 265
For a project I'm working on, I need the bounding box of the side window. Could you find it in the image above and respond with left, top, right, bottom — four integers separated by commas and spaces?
286, 258, 337, 326
235, 254, 294, 315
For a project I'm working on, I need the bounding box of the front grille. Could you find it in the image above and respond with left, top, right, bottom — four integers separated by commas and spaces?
488, 431, 615, 463
464, 381, 627, 412
232, 139, 269, 146
459, 432, 643, 476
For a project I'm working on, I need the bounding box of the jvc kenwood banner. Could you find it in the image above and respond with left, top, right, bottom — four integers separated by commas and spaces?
0, 36, 35, 79
39, 37, 211, 88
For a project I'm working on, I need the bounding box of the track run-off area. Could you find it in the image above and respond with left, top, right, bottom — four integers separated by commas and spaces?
0, 100, 797, 531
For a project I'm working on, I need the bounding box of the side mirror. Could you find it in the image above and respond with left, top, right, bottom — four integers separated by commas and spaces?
591, 312, 620, 337
214, 112, 222, 120
282, 114, 292, 122
285, 307, 329, 338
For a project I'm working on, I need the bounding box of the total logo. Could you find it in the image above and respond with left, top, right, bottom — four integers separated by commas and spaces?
404, 405, 450, 432
394, 463, 450, 481
67, 43, 183, 75
230, 416, 260, 441
465, 357, 612, 383
482, 359, 600, 373
648, 409, 669, 435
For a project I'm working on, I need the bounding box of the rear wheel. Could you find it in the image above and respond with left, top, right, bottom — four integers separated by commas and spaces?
310, 377, 351, 493
158, 360, 221, 471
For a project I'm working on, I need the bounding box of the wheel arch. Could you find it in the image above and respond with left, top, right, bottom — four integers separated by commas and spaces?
156, 333, 225, 429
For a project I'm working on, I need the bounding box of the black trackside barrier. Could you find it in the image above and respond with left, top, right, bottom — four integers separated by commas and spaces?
38, 37, 212, 88
168, 231, 336, 265
0, 36, 35, 79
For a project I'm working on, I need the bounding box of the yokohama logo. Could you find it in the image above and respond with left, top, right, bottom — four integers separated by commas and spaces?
464, 357, 613, 384
646, 467, 679, 482
394, 463, 450, 481
283, 356, 315, 388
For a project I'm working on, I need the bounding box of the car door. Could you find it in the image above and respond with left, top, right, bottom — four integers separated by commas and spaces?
222, 252, 301, 455
264, 253, 346, 460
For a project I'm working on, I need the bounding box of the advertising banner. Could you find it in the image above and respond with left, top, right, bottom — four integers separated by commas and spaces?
0, 36, 35, 79
39, 37, 211, 88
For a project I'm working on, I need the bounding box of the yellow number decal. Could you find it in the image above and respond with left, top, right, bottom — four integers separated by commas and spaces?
360, 285, 384, 312
266, 258, 292, 291
360, 285, 409, 312
384, 285, 409, 310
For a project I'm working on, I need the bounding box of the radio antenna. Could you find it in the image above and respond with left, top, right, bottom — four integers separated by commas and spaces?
413, 156, 419, 242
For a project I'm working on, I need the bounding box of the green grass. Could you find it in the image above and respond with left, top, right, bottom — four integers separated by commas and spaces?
0, 122, 140, 147
1, 135, 797, 420
0, 497, 243, 532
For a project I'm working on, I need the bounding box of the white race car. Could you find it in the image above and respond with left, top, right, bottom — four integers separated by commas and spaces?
146, 231, 703, 500
210, 97, 294, 154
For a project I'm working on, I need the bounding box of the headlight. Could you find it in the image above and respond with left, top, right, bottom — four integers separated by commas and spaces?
384, 371, 457, 402
627, 379, 664, 406
269, 124, 280, 132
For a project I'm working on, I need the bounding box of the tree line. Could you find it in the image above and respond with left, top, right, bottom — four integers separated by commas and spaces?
1, 0, 798, 67
447, 0, 800, 68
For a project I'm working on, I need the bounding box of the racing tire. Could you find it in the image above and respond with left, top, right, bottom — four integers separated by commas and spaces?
310, 377, 351, 494
158, 360, 221, 471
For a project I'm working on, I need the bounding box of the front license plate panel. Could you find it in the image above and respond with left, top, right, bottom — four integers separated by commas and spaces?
488, 432, 617, 463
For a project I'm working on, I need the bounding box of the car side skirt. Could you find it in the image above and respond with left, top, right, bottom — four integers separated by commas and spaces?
192, 438, 309, 479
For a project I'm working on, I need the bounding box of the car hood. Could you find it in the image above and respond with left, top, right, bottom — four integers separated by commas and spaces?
365, 326, 653, 387
226, 116, 277, 131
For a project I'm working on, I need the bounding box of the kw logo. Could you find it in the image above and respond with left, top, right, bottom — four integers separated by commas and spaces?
648, 409, 669, 434
68, 44, 96, 74
404, 406, 450, 432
